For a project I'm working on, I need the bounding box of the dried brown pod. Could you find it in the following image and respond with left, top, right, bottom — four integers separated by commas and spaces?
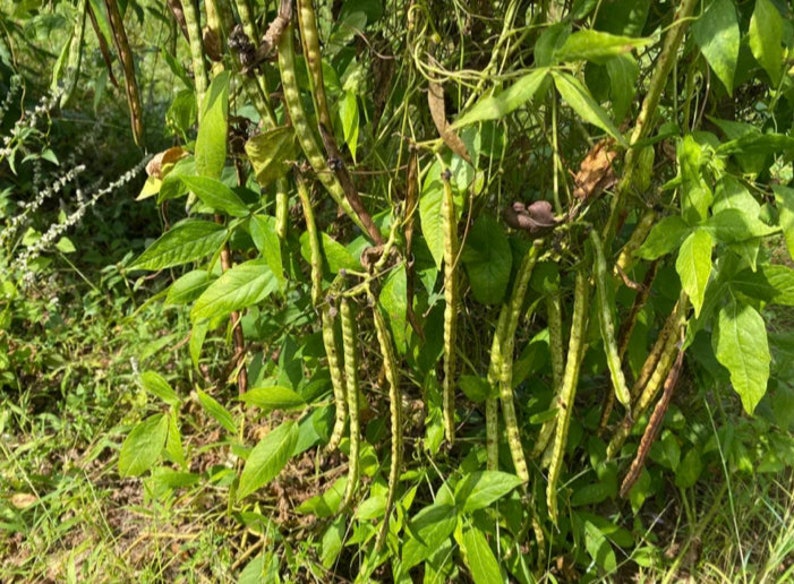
572, 139, 617, 201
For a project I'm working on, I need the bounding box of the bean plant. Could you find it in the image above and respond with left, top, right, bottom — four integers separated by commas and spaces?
58, 0, 794, 579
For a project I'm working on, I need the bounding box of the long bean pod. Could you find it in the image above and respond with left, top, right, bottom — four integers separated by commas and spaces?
322, 305, 347, 452
276, 23, 370, 235
104, 0, 144, 145
371, 294, 402, 552
590, 229, 631, 409
296, 0, 333, 130
485, 308, 510, 470
177, 0, 207, 106
619, 346, 685, 497
498, 241, 542, 482
531, 292, 564, 460
441, 172, 458, 444
296, 175, 322, 306
547, 269, 590, 524
599, 260, 659, 433
607, 296, 687, 458
339, 298, 360, 508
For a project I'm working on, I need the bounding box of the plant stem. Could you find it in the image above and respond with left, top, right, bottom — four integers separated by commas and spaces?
603, 0, 700, 245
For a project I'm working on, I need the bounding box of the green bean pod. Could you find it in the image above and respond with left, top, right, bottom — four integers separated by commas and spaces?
531, 292, 564, 460
177, 0, 207, 107
372, 299, 402, 552
104, 0, 144, 145
296, 0, 333, 131
547, 270, 590, 524
441, 174, 458, 445
614, 208, 657, 275
485, 308, 511, 471
498, 241, 542, 483
276, 23, 368, 235
339, 298, 360, 508
590, 230, 631, 409
607, 327, 680, 459
296, 176, 322, 307
322, 305, 347, 452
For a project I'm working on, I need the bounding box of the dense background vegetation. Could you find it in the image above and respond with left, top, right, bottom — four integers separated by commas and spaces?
2, 0, 794, 581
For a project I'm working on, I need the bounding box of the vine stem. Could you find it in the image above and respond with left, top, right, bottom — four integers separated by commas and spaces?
603, 0, 700, 245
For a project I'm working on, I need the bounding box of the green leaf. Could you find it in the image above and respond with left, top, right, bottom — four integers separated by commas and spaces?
712, 176, 761, 218
131, 220, 227, 270
196, 388, 238, 434
452, 68, 549, 128
249, 214, 284, 287
401, 503, 458, 571
180, 176, 249, 218
584, 520, 617, 572
678, 135, 712, 225
419, 162, 445, 269
594, 0, 651, 37
55, 236, 76, 253
240, 386, 306, 412
380, 265, 408, 354
703, 209, 778, 244
454, 471, 524, 513
634, 215, 691, 260
166, 90, 197, 135
299, 231, 361, 274
774, 186, 794, 261
459, 375, 492, 403
675, 229, 713, 318
119, 413, 169, 477
605, 54, 639, 121
716, 133, 794, 157
165, 412, 186, 468
165, 269, 212, 306
713, 299, 770, 414
195, 70, 230, 178
297, 476, 347, 517
458, 526, 503, 584
245, 126, 299, 186
191, 259, 278, 321
190, 320, 209, 368
237, 421, 299, 500
321, 516, 346, 568
461, 215, 512, 305
139, 370, 181, 407
675, 448, 703, 488
339, 90, 360, 161
749, 0, 783, 85
552, 71, 626, 145
535, 23, 570, 67
692, 0, 739, 95
553, 30, 650, 64
733, 265, 794, 306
